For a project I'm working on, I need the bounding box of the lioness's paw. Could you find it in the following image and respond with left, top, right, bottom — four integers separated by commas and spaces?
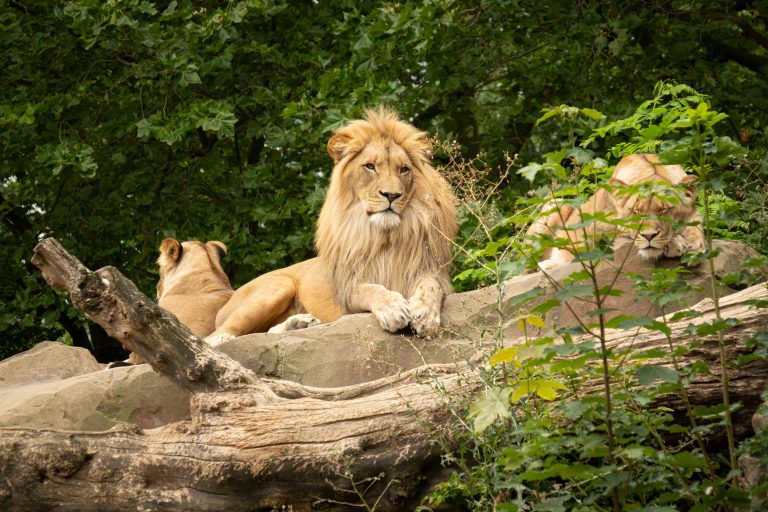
688, 238, 706, 254
536, 259, 561, 272
664, 235, 689, 258
268, 314, 321, 333
372, 291, 411, 333
408, 297, 440, 338
205, 332, 234, 347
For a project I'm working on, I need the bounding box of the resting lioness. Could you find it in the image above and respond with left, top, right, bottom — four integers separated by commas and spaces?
526, 153, 705, 269
117, 239, 233, 365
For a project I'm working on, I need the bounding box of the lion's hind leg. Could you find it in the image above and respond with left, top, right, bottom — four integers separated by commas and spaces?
267, 313, 321, 333
206, 274, 298, 346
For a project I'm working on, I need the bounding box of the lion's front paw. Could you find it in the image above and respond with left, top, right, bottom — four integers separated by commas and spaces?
688, 237, 705, 255
664, 236, 687, 258
205, 331, 235, 347
408, 297, 440, 337
372, 291, 411, 333
536, 259, 562, 272
268, 313, 321, 333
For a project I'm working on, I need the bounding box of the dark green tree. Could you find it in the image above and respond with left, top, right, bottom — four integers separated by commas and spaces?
2, 0, 767, 359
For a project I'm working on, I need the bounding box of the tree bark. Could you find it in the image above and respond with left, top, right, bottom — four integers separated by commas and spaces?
0, 237, 766, 511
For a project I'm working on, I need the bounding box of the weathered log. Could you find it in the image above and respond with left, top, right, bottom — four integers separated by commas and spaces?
0, 238, 766, 511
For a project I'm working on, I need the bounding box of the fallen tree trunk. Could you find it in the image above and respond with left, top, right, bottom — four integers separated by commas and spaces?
0, 238, 766, 511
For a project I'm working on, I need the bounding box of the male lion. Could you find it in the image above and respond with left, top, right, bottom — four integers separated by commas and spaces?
207, 107, 457, 343
526, 153, 705, 269
116, 239, 234, 365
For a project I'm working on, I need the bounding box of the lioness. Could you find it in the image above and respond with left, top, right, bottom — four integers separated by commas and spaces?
120, 239, 233, 365
156, 238, 234, 337
207, 107, 457, 343
526, 153, 705, 269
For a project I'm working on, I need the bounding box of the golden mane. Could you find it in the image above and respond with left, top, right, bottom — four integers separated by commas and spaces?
315, 107, 457, 312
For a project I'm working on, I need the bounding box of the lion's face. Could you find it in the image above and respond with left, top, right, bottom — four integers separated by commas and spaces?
613, 175, 698, 260
343, 140, 416, 230
323, 109, 436, 235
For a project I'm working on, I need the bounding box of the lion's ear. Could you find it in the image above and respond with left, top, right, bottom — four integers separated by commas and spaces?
327, 134, 352, 164
679, 174, 697, 188
207, 241, 228, 262
416, 134, 433, 161
607, 177, 627, 187
158, 238, 182, 266
678, 174, 698, 197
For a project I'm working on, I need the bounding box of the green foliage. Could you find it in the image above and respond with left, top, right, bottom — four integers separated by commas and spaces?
0, 1, 766, 506
3, 0, 768, 359
423, 85, 768, 511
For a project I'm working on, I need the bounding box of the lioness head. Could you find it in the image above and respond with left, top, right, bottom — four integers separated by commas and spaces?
156, 238, 231, 299
324, 107, 434, 231
121, 238, 232, 364
611, 174, 698, 260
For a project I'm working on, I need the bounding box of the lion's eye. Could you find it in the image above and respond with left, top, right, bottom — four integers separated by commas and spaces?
364, 163, 376, 172
399, 166, 410, 175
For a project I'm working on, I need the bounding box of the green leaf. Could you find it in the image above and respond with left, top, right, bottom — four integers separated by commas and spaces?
666, 451, 706, 469
635, 365, 679, 385
530, 299, 561, 316
518, 163, 543, 182
561, 399, 590, 420
520, 463, 570, 481
353, 32, 372, 51
489, 346, 517, 366
619, 445, 653, 460
469, 387, 512, 433
555, 284, 594, 300
605, 315, 653, 330
179, 67, 202, 87
579, 108, 605, 120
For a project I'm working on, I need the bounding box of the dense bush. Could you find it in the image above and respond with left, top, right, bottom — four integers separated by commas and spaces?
2, 2, 767, 357
423, 83, 768, 512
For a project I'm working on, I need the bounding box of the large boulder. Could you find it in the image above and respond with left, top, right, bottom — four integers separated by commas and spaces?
0, 340, 102, 386
217, 240, 763, 385
0, 343, 189, 431
218, 314, 478, 388
0, 240, 761, 431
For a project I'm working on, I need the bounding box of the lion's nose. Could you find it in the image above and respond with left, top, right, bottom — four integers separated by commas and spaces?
640, 232, 658, 242
379, 191, 402, 204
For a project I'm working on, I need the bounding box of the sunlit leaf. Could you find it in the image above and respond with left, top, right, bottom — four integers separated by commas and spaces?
489, 346, 517, 366
469, 387, 513, 433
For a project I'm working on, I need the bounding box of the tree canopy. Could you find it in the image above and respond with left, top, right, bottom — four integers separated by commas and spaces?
2, 0, 767, 359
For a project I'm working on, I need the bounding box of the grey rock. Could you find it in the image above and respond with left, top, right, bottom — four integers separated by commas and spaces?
739, 453, 767, 490
0, 340, 103, 386
0, 344, 189, 431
